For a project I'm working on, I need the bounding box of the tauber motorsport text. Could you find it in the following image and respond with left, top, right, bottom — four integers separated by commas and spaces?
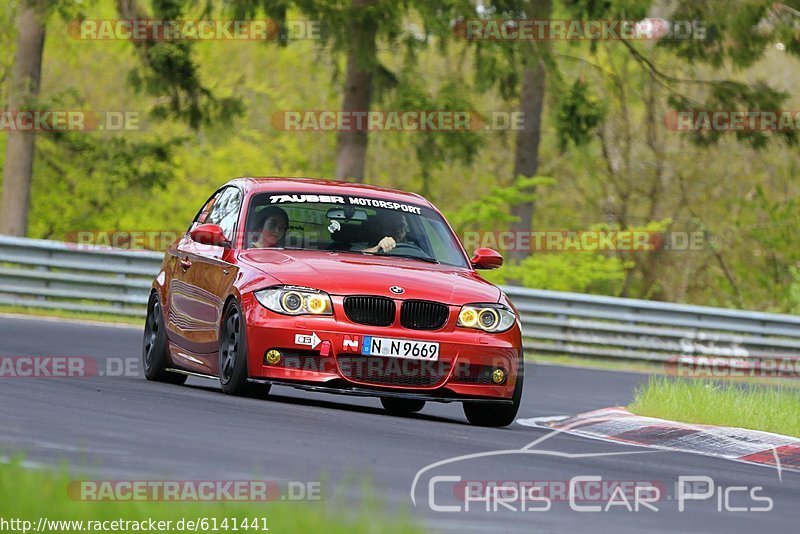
268, 194, 424, 214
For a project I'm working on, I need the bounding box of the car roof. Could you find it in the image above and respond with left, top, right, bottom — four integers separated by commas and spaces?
224, 177, 433, 208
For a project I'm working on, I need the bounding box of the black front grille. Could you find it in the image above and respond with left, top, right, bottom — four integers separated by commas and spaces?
343, 296, 396, 326
337, 356, 451, 388
400, 300, 449, 330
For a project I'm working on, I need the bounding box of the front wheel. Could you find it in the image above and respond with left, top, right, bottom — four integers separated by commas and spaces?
380, 397, 425, 415
219, 301, 270, 397
463, 360, 524, 427
143, 294, 187, 385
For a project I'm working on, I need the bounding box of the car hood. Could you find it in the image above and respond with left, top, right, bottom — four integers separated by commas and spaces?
238, 249, 501, 305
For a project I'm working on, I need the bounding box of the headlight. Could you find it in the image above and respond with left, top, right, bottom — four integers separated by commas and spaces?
457, 303, 515, 332
254, 286, 333, 316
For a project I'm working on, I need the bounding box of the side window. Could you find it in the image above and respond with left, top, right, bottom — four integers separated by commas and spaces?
205, 187, 242, 242
420, 217, 463, 267
193, 195, 217, 227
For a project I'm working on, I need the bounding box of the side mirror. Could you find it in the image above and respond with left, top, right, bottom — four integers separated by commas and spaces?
190, 224, 230, 247
470, 247, 503, 270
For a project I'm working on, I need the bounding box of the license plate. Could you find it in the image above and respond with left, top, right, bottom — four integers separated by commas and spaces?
361, 336, 439, 361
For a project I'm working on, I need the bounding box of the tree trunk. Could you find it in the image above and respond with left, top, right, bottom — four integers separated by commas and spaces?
508, 0, 551, 262
0, 0, 46, 237
334, 0, 376, 183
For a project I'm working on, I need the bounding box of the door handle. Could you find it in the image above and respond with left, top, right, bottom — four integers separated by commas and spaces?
180, 258, 192, 270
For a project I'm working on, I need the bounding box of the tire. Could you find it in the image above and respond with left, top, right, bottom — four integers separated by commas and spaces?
463, 359, 525, 427
219, 301, 270, 397
380, 397, 426, 415
143, 293, 187, 385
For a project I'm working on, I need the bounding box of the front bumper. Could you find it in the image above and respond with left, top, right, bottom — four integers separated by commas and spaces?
241, 293, 521, 401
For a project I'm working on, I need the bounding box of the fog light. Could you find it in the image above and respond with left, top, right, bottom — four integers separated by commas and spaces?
491, 368, 506, 384
265, 349, 282, 365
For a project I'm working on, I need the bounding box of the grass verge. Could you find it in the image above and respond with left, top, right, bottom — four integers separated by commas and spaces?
0, 461, 420, 534
628, 376, 800, 438
0, 305, 143, 327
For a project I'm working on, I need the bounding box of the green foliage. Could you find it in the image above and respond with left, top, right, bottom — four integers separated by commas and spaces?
31, 130, 182, 238
447, 175, 552, 232
562, 0, 798, 152
0, 461, 422, 534
727, 184, 800, 312
790, 267, 800, 315
0, 2, 17, 106
124, 0, 245, 129
391, 75, 483, 197
629, 376, 800, 438
483, 252, 629, 295
562, 0, 650, 20
467, 1, 552, 101
453, 176, 631, 295
668, 81, 795, 148
556, 77, 605, 150
660, 0, 798, 68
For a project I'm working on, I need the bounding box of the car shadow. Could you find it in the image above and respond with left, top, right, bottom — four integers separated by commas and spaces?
181, 381, 468, 425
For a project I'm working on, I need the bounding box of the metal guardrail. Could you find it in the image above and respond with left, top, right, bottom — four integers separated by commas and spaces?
504, 286, 800, 365
0, 235, 161, 317
2, 235, 799, 366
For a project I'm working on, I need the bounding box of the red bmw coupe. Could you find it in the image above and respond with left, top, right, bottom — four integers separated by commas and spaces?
143, 178, 524, 426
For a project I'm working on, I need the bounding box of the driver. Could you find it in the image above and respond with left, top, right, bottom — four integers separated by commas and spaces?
362, 212, 410, 254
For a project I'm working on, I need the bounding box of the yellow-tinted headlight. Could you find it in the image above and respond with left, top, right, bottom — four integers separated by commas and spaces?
458, 307, 479, 327
456, 303, 516, 332
307, 295, 328, 314
255, 286, 333, 316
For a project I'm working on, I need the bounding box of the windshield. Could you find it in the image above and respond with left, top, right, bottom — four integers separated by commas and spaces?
243, 192, 468, 268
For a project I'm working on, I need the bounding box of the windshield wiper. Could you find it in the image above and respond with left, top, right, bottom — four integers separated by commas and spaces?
389, 254, 440, 264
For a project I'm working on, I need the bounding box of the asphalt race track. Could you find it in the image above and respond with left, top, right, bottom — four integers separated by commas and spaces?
1, 315, 798, 533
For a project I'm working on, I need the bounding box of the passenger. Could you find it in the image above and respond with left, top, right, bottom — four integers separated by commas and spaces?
251, 206, 289, 248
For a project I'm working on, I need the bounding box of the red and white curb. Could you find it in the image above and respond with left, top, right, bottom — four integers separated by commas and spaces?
518, 407, 800, 475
